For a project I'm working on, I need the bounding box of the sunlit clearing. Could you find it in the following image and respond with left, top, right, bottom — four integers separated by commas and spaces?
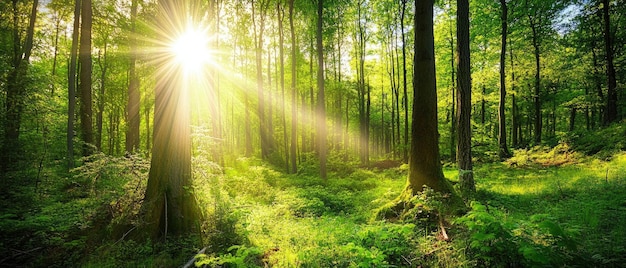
169, 26, 212, 74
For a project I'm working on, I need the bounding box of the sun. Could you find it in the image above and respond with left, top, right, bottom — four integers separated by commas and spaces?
169, 26, 212, 74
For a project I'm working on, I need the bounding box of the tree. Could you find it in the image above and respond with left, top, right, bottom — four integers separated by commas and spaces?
79, 0, 93, 156
602, 0, 617, 124
400, 0, 409, 163
456, 0, 475, 194
2, 0, 39, 170
406, 0, 453, 194
67, 0, 80, 169
316, 0, 327, 180
141, 0, 201, 239
498, 0, 511, 159
252, 0, 272, 159
126, 0, 140, 154
289, 0, 297, 173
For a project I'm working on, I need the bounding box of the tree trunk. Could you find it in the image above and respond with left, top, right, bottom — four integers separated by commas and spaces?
289, 0, 297, 173
400, 0, 409, 163
602, 0, 617, 124
142, 0, 201, 239
407, 0, 452, 194
253, 0, 271, 159
510, 43, 518, 147
79, 0, 93, 156
96, 43, 107, 152
498, 0, 511, 159
126, 0, 140, 154
2, 0, 39, 170
456, 0, 475, 194
529, 17, 542, 144
316, 0, 327, 180
448, 10, 456, 162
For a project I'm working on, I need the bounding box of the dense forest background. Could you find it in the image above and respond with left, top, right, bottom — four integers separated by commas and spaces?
1, 0, 625, 266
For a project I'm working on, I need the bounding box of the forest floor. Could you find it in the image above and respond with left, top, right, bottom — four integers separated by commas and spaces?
1, 145, 626, 267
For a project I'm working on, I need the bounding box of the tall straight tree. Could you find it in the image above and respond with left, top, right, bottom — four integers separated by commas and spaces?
141, 0, 201, 239
2, 0, 39, 170
316, 0, 327, 180
406, 0, 453, 194
602, 0, 617, 124
456, 0, 475, 194
498, 0, 511, 159
277, 1, 289, 172
126, 0, 140, 154
79, 0, 93, 156
67, 0, 80, 169
252, 0, 272, 159
400, 0, 409, 163
289, 0, 297, 173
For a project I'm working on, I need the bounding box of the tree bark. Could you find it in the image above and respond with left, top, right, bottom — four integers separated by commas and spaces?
252, 0, 272, 159
498, 0, 511, 159
456, 0, 475, 194
407, 0, 451, 194
529, 16, 542, 144
79, 0, 93, 156
66, 0, 78, 167
142, 0, 200, 239
289, 0, 297, 173
400, 0, 409, 163
2, 0, 39, 170
316, 0, 327, 180
602, 0, 617, 124
126, 0, 141, 154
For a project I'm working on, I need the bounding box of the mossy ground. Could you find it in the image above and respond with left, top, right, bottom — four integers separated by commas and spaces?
1, 148, 626, 267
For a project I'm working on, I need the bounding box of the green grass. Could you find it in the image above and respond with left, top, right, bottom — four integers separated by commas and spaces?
2, 150, 626, 267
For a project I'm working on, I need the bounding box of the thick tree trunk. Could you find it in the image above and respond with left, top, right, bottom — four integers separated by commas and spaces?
407, 0, 451, 194
126, 0, 140, 154
498, 0, 511, 159
456, 0, 475, 194
142, 0, 200, 239
316, 0, 327, 180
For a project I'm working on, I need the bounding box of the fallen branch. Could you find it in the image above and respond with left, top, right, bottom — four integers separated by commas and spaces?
182, 247, 207, 268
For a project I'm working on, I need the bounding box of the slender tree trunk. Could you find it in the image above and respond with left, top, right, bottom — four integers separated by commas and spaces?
79, 0, 93, 156
401, 0, 409, 163
126, 0, 141, 154
602, 0, 617, 124
253, 0, 271, 159
456, 0, 475, 194
498, 0, 511, 159
289, 0, 297, 173
67, 0, 80, 169
277, 2, 289, 172
449, 12, 456, 162
316, 0, 327, 180
529, 17, 542, 144
510, 43, 518, 147
96, 44, 107, 151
